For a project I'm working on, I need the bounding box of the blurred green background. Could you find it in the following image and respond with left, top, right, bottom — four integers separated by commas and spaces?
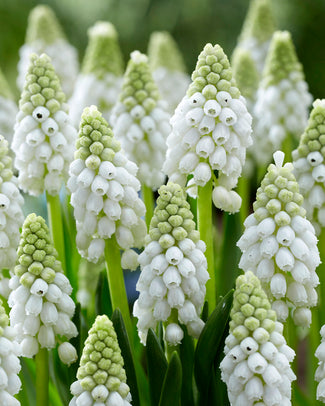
0, 0, 324, 100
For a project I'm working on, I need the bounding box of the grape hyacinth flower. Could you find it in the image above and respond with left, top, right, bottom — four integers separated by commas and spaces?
17, 5, 79, 98
163, 43, 253, 213
220, 271, 296, 405
292, 99, 325, 235
253, 31, 312, 166
70, 315, 132, 406
315, 325, 325, 402
68, 105, 146, 264
0, 300, 22, 405
12, 53, 77, 196
69, 21, 124, 127
0, 67, 18, 146
237, 151, 320, 327
111, 51, 171, 190
8, 213, 78, 362
134, 182, 208, 345
147, 31, 190, 113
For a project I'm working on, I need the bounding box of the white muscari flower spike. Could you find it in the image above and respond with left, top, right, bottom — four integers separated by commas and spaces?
133, 182, 208, 345
147, 31, 190, 113
17, 5, 78, 98
111, 50, 171, 190
68, 105, 146, 263
237, 151, 320, 327
69, 21, 124, 127
220, 271, 296, 405
0, 67, 18, 147
69, 315, 132, 406
8, 214, 78, 360
163, 43, 252, 213
12, 53, 77, 196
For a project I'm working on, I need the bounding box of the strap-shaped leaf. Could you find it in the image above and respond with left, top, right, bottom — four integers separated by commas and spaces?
179, 325, 194, 406
158, 351, 182, 406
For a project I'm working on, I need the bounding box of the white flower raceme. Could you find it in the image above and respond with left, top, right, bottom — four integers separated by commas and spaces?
17, 5, 78, 98
111, 51, 171, 190
133, 182, 208, 345
315, 325, 325, 402
12, 53, 77, 196
147, 31, 190, 113
8, 214, 78, 361
163, 43, 252, 213
0, 68, 18, 146
253, 31, 312, 166
69, 21, 124, 127
221, 271, 296, 406
70, 315, 132, 406
238, 151, 320, 327
0, 300, 22, 406
68, 105, 146, 264
292, 99, 325, 235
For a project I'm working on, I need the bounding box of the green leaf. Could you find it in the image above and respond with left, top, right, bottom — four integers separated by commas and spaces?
200, 301, 209, 323
214, 319, 231, 406
95, 269, 112, 317
146, 328, 168, 406
112, 309, 140, 406
179, 325, 195, 406
158, 352, 182, 406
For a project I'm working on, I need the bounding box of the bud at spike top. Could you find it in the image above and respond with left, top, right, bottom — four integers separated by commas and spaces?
163, 43, 252, 213
292, 99, 325, 235
12, 53, 77, 196
17, 5, 79, 98
147, 31, 190, 113
69, 315, 132, 406
111, 51, 171, 190
253, 31, 312, 166
237, 151, 320, 328
221, 271, 296, 406
69, 21, 124, 127
0, 67, 18, 146
8, 213, 78, 359
68, 105, 146, 264
134, 182, 208, 345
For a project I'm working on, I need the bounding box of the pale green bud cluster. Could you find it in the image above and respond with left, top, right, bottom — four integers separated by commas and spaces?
0, 299, 9, 334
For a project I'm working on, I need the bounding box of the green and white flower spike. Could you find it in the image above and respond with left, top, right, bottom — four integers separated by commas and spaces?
69, 315, 132, 406
70, 21, 124, 127
148, 31, 190, 113
0, 67, 18, 145
17, 5, 79, 97
238, 151, 320, 327
221, 271, 296, 405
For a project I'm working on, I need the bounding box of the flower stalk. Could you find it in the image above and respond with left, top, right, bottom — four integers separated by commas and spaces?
36, 348, 49, 406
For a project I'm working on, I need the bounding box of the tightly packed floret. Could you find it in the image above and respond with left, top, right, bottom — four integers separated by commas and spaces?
238, 151, 320, 327
293, 99, 325, 235
0, 67, 18, 146
68, 105, 146, 263
253, 31, 312, 166
111, 51, 170, 190
0, 300, 21, 406
147, 31, 190, 113
17, 5, 78, 98
315, 325, 325, 402
8, 214, 78, 362
163, 43, 252, 213
12, 53, 77, 196
134, 182, 208, 345
70, 315, 132, 406
69, 21, 124, 127
220, 271, 296, 406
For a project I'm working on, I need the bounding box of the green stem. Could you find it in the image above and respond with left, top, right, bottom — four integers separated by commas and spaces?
104, 235, 133, 341
142, 184, 154, 230
46, 193, 66, 273
281, 133, 293, 163
36, 348, 49, 406
197, 179, 216, 311
237, 175, 250, 229
307, 308, 320, 400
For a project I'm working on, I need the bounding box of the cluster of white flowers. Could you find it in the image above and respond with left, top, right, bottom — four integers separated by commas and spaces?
68, 105, 146, 264
253, 31, 312, 166
111, 51, 170, 190
8, 214, 78, 364
221, 271, 296, 405
17, 5, 78, 98
238, 151, 320, 327
12, 53, 77, 196
315, 325, 325, 403
292, 99, 325, 235
163, 43, 252, 213
69, 21, 124, 127
134, 182, 208, 345
70, 315, 132, 406
0, 68, 18, 147
147, 31, 190, 113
